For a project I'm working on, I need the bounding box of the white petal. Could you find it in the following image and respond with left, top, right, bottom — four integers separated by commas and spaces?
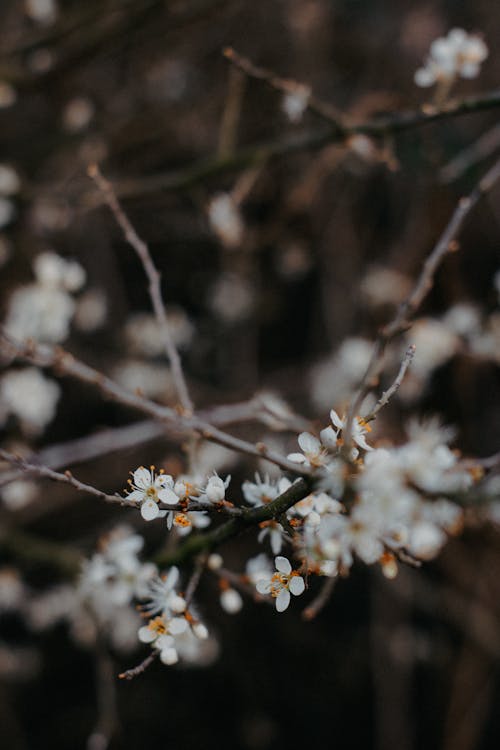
287, 453, 307, 464
133, 467, 152, 488
320, 425, 338, 448
414, 67, 436, 87
330, 410, 344, 430
275, 589, 290, 612
256, 579, 271, 595
158, 486, 180, 506
141, 499, 159, 521
138, 625, 156, 643
156, 634, 174, 650
126, 489, 145, 504
164, 566, 179, 590
155, 474, 174, 489
193, 622, 208, 639
169, 617, 188, 635
298, 432, 321, 455
289, 575, 305, 596
355, 434, 372, 451
160, 647, 178, 665
275, 556, 291, 574
270, 529, 283, 555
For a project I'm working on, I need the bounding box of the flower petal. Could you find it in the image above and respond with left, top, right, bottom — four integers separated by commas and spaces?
160, 647, 178, 665
133, 467, 152, 488
298, 432, 321, 455
330, 410, 344, 430
276, 589, 290, 612
138, 625, 156, 643
289, 575, 305, 596
275, 556, 291, 574
256, 579, 271, 595
126, 489, 145, 504
141, 499, 160, 521
158, 486, 180, 506
169, 617, 189, 635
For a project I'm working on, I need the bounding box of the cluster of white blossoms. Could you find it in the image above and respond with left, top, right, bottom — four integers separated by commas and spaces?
125, 465, 230, 532
415, 28, 488, 89
137, 567, 212, 666
0, 367, 61, 434
4, 251, 86, 344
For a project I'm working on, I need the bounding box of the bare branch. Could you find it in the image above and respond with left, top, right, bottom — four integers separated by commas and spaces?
118, 651, 157, 681
223, 47, 346, 131
0, 329, 311, 476
0, 449, 127, 506
95, 89, 500, 200
302, 575, 337, 621
343, 155, 500, 449
87, 164, 193, 414
363, 344, 416, 423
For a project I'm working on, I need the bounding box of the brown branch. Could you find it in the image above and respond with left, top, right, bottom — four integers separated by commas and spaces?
363, 344, 416, 423
118, 651, 157, 681
302, 575, 337, 620
343, 155, 500, 448
0, 449, 127, 506
87, 164, 193, 414
0, 329, 311, 476
223, 47, 346, 131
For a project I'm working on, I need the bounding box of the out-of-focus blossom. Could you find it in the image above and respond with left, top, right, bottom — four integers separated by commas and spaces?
415, 28, 488, 88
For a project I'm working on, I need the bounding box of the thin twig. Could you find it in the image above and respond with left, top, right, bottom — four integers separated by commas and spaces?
0, 329, 311, 476
343, 155, 500, 449
224, 47, 345, 131
118, 651, 157, 681
363, 344, 416, 422
440, 122, 500, 183
302, 576, 337, 620
0, 449, 127, 506
184, 554, 208, 607
94, 88, 500, 200
88, 164, 193, 414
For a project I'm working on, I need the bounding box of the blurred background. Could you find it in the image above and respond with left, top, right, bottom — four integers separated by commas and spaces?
1, 0, 500, 748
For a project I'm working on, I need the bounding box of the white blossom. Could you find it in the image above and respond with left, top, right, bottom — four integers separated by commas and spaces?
415, 29, 488, 88
126, 466, 179, 521
256, 556, 305, 612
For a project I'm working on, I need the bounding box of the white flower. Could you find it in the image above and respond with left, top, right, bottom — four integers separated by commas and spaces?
256, 556, 305, 612
325, 409, 373, 452
126, 466, 178, 521
139, 567, 185, 617
208, 193, 244, 249
287, 431, 329, 467
415, 28, 488, 88
281, 85, 311, 123
0, 368, 60, 434
201, 473, 231, 504
220, 587, 243, 614
258, 520, 286, 555
138, 614, 188, 665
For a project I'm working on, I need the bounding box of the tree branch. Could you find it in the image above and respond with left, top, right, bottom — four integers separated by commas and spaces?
87, 164, 193, 414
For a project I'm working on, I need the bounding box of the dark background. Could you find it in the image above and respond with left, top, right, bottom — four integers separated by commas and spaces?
1, 1, 500, 748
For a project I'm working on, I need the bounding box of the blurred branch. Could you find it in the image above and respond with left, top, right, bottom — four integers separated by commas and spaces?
88, 164, 193, 413
344, 155, 500, 447
363, 344, 416, 423
0, 329, 311, 476
0, 449, 127, 506
223, 47, 345, 130
106, 87, 500, 200
440, 122, 500, 183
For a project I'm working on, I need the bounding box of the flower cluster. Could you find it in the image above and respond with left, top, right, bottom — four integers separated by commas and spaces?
415, 28, 488, 89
